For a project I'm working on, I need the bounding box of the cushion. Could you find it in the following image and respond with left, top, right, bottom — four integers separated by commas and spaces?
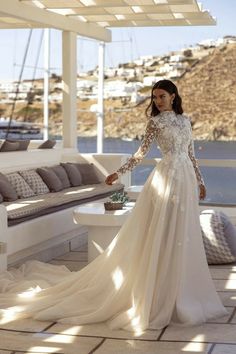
72, 163, 100, 185
200, 210, 236, 264
37, 167, 63, 192
6, 172, 35, 198
60, 163, 83, 187
0, 172, 18, 201
0, 140, 20, 152
38, 139, 56, 149
51, 165, 71, 189
219, 211, 236, 257
0, 193, 3, 203
6, 139, 30, 151
19, 169, 49, 195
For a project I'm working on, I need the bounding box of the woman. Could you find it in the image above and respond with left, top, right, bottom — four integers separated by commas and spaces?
0, 80, 227, 332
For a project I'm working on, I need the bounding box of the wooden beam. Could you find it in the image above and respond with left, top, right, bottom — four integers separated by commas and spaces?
0, 0, 111, 42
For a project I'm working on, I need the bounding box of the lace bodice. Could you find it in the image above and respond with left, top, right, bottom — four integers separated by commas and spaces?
116, 111, 205, 186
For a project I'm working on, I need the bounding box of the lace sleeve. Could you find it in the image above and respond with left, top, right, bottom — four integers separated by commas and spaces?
116, 119, 159, 176
188, 139, 205, 186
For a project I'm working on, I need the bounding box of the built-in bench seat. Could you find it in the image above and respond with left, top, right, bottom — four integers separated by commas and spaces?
5, 182, 123, 226
0, 148, 130, 271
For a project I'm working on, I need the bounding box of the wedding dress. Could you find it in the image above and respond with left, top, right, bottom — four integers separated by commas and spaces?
0, 111, 227, 332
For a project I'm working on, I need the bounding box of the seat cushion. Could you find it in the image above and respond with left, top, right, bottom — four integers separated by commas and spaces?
6, 172, 35, 198
5, 182, 124, 225
37, 167, 63, 192
19, 169, 49, 195
200, 209, 236, 264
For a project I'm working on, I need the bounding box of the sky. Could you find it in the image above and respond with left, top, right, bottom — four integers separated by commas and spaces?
0, 0, 235, 81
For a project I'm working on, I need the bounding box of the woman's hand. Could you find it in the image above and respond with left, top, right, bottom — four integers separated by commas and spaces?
199, 184, 206, 200
105, 172, 118, 185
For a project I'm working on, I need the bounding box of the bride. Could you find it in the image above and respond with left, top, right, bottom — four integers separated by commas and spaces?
0, 79, 227, 332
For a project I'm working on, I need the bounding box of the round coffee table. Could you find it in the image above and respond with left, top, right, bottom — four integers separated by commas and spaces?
73, 200, 134, 262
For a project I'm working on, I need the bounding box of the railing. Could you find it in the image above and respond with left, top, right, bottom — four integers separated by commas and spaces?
139, 158, 236, 168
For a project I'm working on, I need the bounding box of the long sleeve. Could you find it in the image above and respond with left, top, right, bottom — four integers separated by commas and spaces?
116, 119, 159, 176
188, 139, 205, 186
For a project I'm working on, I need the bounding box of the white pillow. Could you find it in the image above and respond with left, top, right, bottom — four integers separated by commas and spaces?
200, 209, 236, 264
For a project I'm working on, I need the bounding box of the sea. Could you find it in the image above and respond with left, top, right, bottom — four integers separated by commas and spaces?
77, 137, 236, 206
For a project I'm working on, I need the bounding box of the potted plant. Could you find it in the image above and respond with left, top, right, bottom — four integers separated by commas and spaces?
104, 191, 129, 211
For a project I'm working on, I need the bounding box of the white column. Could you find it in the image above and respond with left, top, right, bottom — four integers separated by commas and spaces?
43, 28, 50, 140
97, 42, 105, 153
62, 31, 77, 149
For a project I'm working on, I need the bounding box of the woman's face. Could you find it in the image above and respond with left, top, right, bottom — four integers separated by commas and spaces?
152, 88, 175, 112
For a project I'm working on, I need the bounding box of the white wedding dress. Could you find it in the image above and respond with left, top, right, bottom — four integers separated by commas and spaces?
0, 111, 227, 332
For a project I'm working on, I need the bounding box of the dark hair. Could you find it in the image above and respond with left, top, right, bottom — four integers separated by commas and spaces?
145, 79, 183, 117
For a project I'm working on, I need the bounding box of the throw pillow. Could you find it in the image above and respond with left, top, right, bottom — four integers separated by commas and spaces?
72, 163, 100, 185
6, 139, 30, 151
219, 211, 236, 257
0, 172, 18, 201
60, 163, 82, 187
51, 165, 71, 189
37, 167, 63, 192
0, 140, 20, 152
200, 210, 236, 264
19, 169, 49, 195
38, 139, 56, 149
6, 172, 35, 198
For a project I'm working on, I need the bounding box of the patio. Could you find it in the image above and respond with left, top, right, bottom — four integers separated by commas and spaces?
1, 2, 236, 353
0, 239, 236, 353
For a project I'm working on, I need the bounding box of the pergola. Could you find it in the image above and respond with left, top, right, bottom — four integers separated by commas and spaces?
0, 0, 215, 151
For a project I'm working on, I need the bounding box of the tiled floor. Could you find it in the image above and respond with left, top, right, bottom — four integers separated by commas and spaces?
1, 242, 236, 354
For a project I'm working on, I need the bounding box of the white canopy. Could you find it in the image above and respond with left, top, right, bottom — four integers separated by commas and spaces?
0, 0, 215, 42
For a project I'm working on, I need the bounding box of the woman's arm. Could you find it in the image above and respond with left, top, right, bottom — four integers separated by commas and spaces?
116, 119, 159, 176
188, 138, 206, 200
105, 119, 159, 185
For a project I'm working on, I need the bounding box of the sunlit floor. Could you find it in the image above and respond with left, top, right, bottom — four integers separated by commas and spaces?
1, 241, 236, 354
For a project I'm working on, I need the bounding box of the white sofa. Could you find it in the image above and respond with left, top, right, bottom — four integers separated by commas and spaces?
0, 148, 131, 272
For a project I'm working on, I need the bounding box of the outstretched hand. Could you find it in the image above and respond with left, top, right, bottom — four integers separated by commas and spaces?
105, 172, 118, 185
199, 184, 206, 200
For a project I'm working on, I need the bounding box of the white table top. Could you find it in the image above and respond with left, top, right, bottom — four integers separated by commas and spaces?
73, 200, 135, 227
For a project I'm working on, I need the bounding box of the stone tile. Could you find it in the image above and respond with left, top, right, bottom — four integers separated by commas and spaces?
210, 265, 236, 270
48, 322, 161, 341
212, 344, 236, 354
49, 259, 88, 272
55, 251, 88, 262
210, 268, 236, 280
70, 234, 88, 251
162, 323, 236, 343
218, 291, 236, 306
229, 310, 236, 324
207, 307, 234, 323
49, 259, 88, 271
0, 330, 101, 353
0, 318, 51, 332
214, 279, 236, 292
95, 339, 211, 354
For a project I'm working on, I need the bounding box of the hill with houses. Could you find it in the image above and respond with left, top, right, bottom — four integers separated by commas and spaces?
0, 36, 235, 141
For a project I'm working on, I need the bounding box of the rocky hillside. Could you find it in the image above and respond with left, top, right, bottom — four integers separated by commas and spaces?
101, 43, 236, 141
1, 43, 236, 141
177, 43, 236, 140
